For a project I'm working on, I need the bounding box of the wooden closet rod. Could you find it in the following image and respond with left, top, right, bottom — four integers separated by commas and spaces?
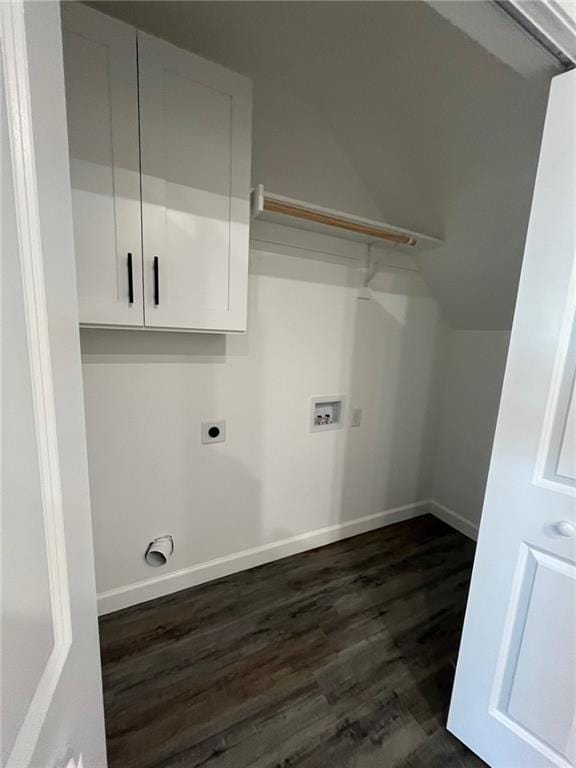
262, 198, 417, 246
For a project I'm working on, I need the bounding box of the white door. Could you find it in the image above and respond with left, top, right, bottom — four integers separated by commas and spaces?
448, 69, 576, 768
138, 32, 252, 332
61, 4, 143, 327
1, 3, 107, 767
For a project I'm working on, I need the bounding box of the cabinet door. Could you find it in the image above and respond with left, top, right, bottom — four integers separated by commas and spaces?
62, 5, 143, 326
138, 33, 252, 332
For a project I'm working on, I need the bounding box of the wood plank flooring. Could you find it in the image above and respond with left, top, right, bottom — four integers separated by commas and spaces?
99, 514, 487, 768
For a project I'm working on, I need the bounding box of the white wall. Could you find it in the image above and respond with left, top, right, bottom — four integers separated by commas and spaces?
81, 228, 445, 612
431, 330, 511, 537
251, 79, 382, 221
76, 5, 454, 613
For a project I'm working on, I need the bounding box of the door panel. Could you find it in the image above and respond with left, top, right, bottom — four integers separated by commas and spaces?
139, 32, 251, 331
491, 546, 575, 766
448, 69, 576, 768
163, 74, 232, 312
62, 4, 143, 326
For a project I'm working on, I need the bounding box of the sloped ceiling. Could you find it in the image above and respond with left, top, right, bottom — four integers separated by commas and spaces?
89, 1, 551, 329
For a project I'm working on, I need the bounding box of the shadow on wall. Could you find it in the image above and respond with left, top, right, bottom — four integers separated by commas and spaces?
334, 264, 445, 525
79, 327, 227, 364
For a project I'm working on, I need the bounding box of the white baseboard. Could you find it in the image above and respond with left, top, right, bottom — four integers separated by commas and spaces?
97, 500, 429, 615
428, 500, 479, 541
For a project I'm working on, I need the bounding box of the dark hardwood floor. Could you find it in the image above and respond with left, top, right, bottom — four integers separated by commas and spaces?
99, 514, 487, 768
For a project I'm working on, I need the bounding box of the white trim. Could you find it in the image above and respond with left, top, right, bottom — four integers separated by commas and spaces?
429, 500, 479, 541
1, 3, 72, 766
506, 0, 576, 65
97, 500, 429, 614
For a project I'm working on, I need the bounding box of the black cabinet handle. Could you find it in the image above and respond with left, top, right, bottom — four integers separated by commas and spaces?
127, 252, 134, 305
153, 256, 160, 306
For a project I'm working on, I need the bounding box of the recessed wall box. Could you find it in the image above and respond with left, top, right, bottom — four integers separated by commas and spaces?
310, 396, 345, 433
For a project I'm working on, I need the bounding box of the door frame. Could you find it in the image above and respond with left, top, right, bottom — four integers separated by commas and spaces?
1, 2, 106, 766
1, 3, 72, 764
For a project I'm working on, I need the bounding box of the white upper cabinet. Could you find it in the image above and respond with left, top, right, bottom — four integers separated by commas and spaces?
138, 33, 252, 332
62, 5, 143, 326
61, 8, 252, 333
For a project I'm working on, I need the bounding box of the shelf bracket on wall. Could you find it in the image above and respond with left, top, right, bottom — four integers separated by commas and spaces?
364, 244, 378, 286
358, 245, 377, 300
